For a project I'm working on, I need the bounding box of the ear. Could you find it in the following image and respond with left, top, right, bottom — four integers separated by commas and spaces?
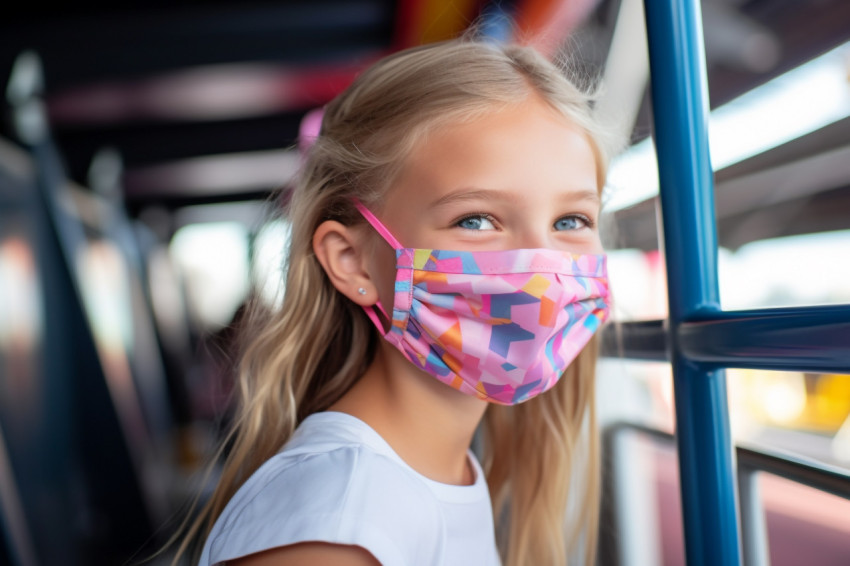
313, 220, 377, 306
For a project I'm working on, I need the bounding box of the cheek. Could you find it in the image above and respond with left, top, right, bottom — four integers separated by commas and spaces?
571, 232, 605, 256
590, 233, 605, 255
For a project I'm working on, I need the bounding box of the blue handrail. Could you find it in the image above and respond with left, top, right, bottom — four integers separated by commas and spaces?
680, 305, 850, 373
643, 1, 742, 564
603, 303, 850, 373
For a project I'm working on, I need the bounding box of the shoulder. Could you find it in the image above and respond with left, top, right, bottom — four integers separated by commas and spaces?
228, 542, 381, 566
201, 443, 445, 566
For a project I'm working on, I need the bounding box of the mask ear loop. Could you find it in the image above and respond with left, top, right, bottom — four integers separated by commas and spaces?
352, 199, 404, 249
351, 198, 403, 334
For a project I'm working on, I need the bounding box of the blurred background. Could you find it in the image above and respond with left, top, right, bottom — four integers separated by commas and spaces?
0, 0, 849, 564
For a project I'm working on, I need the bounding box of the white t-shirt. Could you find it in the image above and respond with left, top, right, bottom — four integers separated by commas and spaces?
199, 411, 501, 566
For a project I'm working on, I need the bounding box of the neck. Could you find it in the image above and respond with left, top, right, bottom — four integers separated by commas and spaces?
329, 343, 488, 485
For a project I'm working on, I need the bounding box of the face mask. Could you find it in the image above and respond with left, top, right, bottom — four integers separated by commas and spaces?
353, 200, 611, 405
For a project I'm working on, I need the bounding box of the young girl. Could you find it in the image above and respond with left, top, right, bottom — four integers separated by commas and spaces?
185, 38, 612, 566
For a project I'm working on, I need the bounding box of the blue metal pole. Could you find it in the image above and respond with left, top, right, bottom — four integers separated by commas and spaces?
642, 1, 742, 565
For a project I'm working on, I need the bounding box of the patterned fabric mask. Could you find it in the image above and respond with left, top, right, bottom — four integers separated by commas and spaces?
353, 200, 611, 405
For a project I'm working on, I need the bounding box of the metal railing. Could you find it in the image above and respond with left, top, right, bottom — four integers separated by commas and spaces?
601, 422, 850, 566
610, 1, 850, 565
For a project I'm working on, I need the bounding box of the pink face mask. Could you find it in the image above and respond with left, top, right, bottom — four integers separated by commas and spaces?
354, 201, 611, 405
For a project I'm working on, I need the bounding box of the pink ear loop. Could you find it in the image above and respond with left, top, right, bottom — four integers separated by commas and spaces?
357, 286, 390, 332
351, 198, 400, 334
351, 198, 404, 249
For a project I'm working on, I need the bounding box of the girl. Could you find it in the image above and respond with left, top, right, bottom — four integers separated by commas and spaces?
185, 38, 613, 566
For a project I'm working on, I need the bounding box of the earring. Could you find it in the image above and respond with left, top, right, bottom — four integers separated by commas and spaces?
357, 287, 367, 295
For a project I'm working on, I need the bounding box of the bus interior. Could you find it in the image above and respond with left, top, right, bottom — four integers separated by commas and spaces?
1, 1, 849, 564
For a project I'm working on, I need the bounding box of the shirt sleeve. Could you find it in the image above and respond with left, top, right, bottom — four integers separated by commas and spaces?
202, 446, 445, 566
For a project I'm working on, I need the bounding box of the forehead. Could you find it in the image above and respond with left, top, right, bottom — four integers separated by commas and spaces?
385, 97, 599, 203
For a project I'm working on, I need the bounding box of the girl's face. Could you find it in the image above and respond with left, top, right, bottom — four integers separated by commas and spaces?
377, 95, 603, 255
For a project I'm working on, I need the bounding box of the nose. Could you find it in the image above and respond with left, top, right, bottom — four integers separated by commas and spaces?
513, 225, 550, 250
512, 222, 604, 254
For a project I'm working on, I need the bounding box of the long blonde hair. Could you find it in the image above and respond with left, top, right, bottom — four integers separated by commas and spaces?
177, 38, 611, 565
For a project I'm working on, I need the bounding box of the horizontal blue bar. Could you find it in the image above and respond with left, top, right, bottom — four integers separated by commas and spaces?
680, 305, 850, 373
603, 305, 850, 373
600, 320, 668, 361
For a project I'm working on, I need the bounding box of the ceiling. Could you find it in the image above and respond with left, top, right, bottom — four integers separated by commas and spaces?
2, 0, 850, 245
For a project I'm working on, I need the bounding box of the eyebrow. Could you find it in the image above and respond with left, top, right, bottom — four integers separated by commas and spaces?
430, 187, 601, 208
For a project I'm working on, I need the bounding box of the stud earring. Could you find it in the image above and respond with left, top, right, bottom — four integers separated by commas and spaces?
357, 287, 367, 295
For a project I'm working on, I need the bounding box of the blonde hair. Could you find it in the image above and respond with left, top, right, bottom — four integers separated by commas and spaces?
176, 38, 611, 565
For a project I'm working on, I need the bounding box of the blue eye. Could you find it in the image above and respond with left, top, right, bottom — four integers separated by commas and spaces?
554, 215, 591, 231
456, 215, 496, 231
